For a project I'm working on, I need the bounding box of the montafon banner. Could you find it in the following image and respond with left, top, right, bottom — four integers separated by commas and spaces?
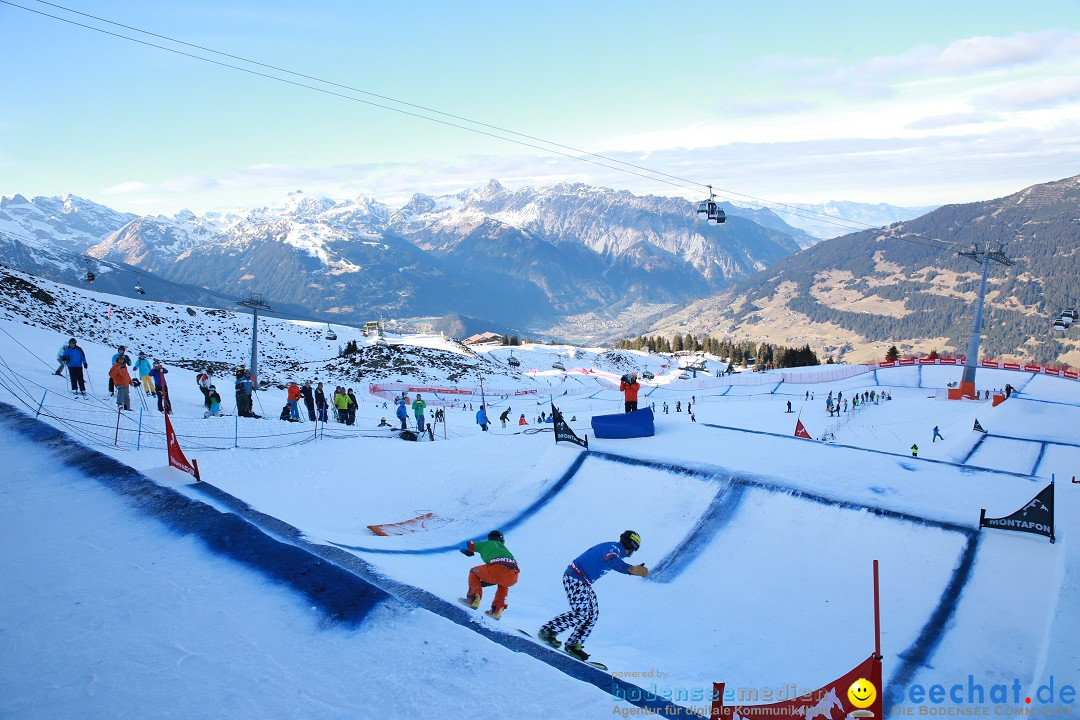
980, 481, 1054, 543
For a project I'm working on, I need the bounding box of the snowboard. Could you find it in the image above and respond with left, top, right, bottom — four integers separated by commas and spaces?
516, 629, 607, 670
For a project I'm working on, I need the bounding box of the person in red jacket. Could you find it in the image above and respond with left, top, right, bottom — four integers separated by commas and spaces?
286, 382, 302, 421
619, 373, 640, 413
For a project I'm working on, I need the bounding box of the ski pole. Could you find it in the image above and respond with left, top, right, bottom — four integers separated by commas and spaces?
114, 406, 121, 446
137, 406, 143, 450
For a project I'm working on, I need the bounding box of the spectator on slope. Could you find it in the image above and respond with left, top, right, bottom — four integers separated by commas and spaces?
412, 393, 427, 433
334, 387, 350, 423
619, 373, 640, 413
109, 345, 131, 397
538, 531, 648, 662
675, 400, 681, 413
196, 369, 211, 407
346, 389, 358, 426
476, 404, 490, 432
134, 352, 154, 396
301, 380, 316, 422
377, 417, 391, 427
499, 407, 511, 429
279, 404, 291, 421
315, 382, 328, 423
932, 425, 944, 442
518, 414, 528, 426
60, 338, 88, 397
286, 382, 302, 421
204, 385, 222, 418
234, 371, 254, 418
396, 393, 409, 430
460, 530, 519, 620
911, 443, 918, 457
149, 361, 171, 413
54, 342, 68, 376
109, 356, 133, 411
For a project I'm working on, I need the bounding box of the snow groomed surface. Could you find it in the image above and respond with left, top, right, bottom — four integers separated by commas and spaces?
0, 401, 697, 718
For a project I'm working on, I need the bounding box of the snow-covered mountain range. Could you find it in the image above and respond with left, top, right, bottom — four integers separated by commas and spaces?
1, 182, 818, 331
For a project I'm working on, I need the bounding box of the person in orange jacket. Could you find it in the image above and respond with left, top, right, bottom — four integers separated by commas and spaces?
518, 414, 528, 426
108, 358, 133, 411
619, 373, 640, 413
286, 382, 302, 421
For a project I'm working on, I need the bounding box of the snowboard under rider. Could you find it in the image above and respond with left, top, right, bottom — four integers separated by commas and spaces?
539, 530, 648, 662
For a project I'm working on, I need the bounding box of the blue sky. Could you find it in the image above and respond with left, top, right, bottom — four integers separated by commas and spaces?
2, 0, 1079, 215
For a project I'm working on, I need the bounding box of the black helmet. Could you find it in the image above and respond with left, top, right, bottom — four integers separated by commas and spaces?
620, 530, 641, 555
488, 530, 505, 543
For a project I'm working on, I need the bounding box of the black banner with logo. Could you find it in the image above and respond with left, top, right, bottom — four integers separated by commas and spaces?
980, 481, 1055, 543
551, 403, 588, 449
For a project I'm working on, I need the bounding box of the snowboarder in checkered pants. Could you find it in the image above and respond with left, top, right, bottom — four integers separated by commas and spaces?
539, 530, 648, 661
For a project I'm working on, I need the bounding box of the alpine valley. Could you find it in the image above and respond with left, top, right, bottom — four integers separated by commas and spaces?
1, 176, 1077, 368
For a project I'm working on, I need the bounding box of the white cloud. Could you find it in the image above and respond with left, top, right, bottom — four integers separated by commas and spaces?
977, 76, 1080, 111
761, 29, 1080, 99
904, 112, 1000, 130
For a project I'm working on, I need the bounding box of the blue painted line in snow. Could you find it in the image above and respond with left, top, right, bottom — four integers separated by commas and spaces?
883, 533, 981, 709
1032, 443, 1050, 477
588, 451, 976, 536
328, 450, 590, 554
873, 369, 880, 385
1009, 396, 1080, 409
769, 382, 782, 394
984, 432, 1080, 449
700, 422, 1040, 481
720, 385, 733, 396
650, 481, 747, 583
961, 434, 988, 465
1016, 374, 1038, 393
0, 402, 392, 628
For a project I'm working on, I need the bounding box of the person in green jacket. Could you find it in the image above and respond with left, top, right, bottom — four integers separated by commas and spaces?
412, 393, 427, 433
334, 387, 350, 424
460, 530, 519, 619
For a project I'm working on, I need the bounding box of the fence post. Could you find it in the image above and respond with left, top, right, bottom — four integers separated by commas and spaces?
234, 411, 239, 449
137, 406, 143, 450
35, 390, 47, 417
114, 406, 121, 446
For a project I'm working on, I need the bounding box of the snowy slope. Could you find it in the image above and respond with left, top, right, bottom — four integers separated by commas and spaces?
0, 271, 1077, 719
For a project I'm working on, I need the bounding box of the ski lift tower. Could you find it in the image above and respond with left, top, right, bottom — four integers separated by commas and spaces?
236, 292, 275, 383
954, 242, 1014, 399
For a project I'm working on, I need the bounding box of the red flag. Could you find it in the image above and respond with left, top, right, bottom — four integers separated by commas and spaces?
107, 306, 112, 319
712, 654, 882, 720
165, 412, 200, 480
794, 419, 812, 439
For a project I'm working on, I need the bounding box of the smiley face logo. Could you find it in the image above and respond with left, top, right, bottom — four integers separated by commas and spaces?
847, 678, 877, 709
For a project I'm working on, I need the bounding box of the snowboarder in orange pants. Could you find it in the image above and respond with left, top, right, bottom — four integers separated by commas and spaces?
461, 530, 519, 619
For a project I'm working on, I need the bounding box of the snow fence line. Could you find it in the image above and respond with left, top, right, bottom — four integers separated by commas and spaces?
0, 401, 695, 718
699, 422, 1047, 482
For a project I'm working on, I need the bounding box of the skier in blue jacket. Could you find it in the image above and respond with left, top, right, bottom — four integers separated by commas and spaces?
60, 338, 88, 396
539, 530, 648, 661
